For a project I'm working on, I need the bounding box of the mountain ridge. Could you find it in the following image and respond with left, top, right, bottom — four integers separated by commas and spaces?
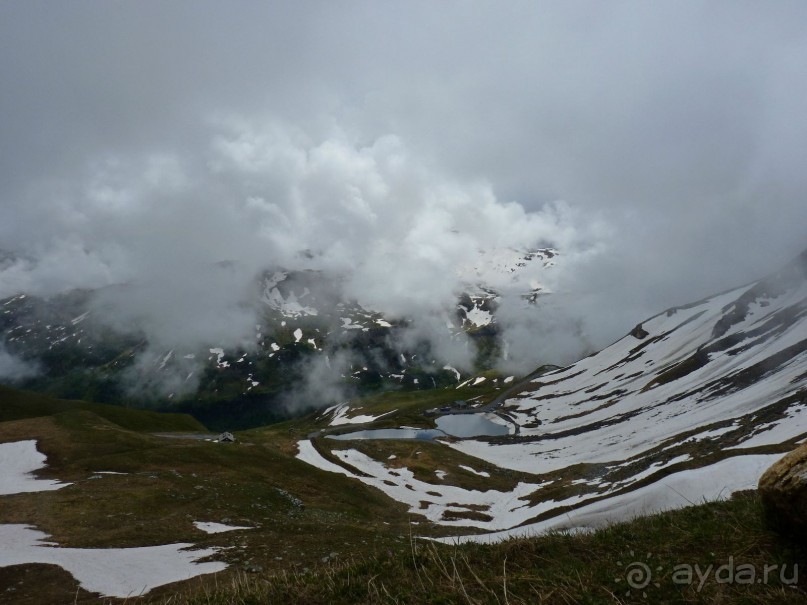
0, 245, 558, 428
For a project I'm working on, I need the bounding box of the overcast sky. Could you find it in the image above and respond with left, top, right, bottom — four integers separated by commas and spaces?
2, 1, 807, 364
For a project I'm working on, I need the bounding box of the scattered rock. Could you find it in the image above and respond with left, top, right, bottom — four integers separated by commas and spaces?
275, 487, 304, 509
758, 444, 807, 537
630, 323, 649, 339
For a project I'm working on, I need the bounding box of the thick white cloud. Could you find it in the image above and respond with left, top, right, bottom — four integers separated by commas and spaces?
2, 121, 597, 358
1, 1, 806, 370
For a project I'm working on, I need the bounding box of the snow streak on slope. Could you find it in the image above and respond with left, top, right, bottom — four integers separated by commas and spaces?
435, 454, 781, 544
296, 439, 558, 530
319, 403, 394, 426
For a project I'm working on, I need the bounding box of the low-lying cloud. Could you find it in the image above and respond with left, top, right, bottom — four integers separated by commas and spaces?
2, 122, 602, 366
0, 344, 39, 382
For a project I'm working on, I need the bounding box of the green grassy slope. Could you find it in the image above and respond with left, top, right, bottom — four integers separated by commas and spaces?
0, 396, 417, 603
1, 383, 805, 604
0, 384, 206, 432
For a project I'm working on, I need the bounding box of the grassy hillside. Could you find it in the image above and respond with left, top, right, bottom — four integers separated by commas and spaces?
1, 384, 804, 604
167, 491, 806, 605
0, 384, 206, 432
0, 394, 419, 603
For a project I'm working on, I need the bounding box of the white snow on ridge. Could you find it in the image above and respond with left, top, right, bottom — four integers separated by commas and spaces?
296, 440, 354, 477
458, 465, 490, 478
341, 317, 364, 330
438, 454, 779, 544
261, 273, 319, 318
327, 403, 394, 426
463, 306, 493, 328
443, 365, 461, 381
70, 311, 90, 325
296, 437, 738, 534
727, 403, 807, 450
209, 348, 229, 368
159, 349, 174, 370
456, 247, 558, 295
0, 440, 69, 495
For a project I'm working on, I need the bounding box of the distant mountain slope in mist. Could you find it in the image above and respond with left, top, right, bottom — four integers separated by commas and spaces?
297, 248, 807, 541
0, 246, 557, 428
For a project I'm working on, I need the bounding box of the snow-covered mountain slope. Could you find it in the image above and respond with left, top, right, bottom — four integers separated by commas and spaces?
457, 246, 556, 297
296, 249, 807, 541
261, 246, 558, 330
465, 249, 807, 472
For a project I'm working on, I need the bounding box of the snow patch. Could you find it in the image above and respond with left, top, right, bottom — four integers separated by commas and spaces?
0, 441, 225, 597
209, 348, 229, 368
328, 404, 394, 426
0, 525, 225, 598
194, 521, 252, 534
458, 465, 490, 478
0, 440, 69, 495
443, 365, 461, 381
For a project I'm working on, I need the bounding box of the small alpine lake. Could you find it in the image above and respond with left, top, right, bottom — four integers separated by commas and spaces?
326, 413, 511, 441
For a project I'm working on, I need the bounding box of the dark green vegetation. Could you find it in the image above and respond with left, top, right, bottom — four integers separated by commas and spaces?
0, 384, 204, 433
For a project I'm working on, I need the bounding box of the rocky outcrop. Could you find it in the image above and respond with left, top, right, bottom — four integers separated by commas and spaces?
630, 323, 649, 339
758, 443, 807, 537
